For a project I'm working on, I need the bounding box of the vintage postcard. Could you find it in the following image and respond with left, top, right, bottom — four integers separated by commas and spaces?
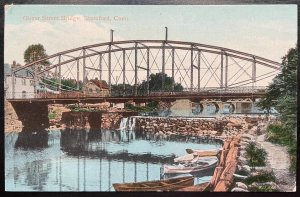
4, 4, 297, 192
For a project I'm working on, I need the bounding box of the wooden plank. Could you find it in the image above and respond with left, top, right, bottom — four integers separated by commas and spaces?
176, 182, 209, 191
223, 140, 231, 150
226, 147, 238, 166
229, 139, 239, 149
219, 149, 229, 167
214, 180, 231, 192
209, 166, 224, 189
219, 160, 237, 183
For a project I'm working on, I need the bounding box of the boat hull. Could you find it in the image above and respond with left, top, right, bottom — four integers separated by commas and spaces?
164, 158, 218, 174
113, 176, 194, 192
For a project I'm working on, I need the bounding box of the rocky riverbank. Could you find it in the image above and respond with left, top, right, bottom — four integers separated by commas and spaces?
207, 132, 296, 192
4, 101, 23, 132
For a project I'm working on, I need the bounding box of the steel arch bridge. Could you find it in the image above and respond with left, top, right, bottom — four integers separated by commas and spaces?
9, 40, 281, 100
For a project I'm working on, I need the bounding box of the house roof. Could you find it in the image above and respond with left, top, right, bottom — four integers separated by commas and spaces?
4, 64, 11, 76
4, 63, 34, 78
89, 79, 109, 89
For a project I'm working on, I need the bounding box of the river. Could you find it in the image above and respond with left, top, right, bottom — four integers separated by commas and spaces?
5, 117, 222, 191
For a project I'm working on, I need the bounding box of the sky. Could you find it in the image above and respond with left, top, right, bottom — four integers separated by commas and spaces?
4, 5, 297, 66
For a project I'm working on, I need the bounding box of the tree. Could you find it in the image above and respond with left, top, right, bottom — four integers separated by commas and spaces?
138, 73, 184, 94
257, 46, 297, 174
257, 45, 297, 130
111, 84, 135, 96
41, 78, 83, 91
24, 44, 50, 74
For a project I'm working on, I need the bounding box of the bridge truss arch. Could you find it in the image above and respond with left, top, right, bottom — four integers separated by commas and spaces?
11, 40, 281, 98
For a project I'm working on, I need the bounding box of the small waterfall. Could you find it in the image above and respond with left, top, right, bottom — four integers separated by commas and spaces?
128, 117, 136, 131
118, 117, 136, 141
119, 117, 128, 132
118, 117, 136, 131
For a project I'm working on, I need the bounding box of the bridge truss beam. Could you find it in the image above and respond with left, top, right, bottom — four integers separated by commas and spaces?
10, 40, 280, 99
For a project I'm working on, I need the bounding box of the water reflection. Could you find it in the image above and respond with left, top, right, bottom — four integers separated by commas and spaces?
60, 128, 176, 164
15, 129, 49, 149
6, 128, 221, 191
24, 160, 51, 191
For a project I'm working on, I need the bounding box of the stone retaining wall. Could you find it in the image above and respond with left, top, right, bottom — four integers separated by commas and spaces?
101, 111, 138, 129
135, 116, 261, 139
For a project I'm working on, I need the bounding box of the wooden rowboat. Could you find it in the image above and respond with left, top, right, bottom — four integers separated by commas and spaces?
176, 182, 210, 191
174, 153, 195, 163
186, 149, 221, 157
113, 176, 194, 192
174, 149, 220, 163
164, 157, 218, 174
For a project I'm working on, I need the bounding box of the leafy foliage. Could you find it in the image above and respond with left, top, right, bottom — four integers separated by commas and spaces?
249, 185, 280, 192
139, 73, 184, 92
125, 101, 159, 114
48, 110, 58, 119
256, 46, 297, 174
244, 172, 276, 185
266, 124, 297, 174
245, 142, 267, 167
111, 84, 135, 96
41, 78, 83, 91
24, 44, 50, 74
111, 72, 184, 96
257, 46, 297, 127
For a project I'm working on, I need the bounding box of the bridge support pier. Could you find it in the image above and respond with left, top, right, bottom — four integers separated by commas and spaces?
10, 102, 50, 132
235, 102, 253, 114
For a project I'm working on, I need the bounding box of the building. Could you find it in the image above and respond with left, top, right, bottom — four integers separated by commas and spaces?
84, 79, 110, 96
4, 62, 35, 99
5, 62, 62, 99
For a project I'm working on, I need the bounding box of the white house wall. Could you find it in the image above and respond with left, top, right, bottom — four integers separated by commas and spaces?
5, 76, 35, 99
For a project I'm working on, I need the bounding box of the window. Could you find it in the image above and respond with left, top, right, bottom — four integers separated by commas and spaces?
22, 79, 26, 85
89, 88, 93, 93
22, 91, 26, 98
96, 89, 100, 93
30, 80, 34, 86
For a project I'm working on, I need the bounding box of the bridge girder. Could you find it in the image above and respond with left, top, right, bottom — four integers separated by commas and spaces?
10, 40, 280, 99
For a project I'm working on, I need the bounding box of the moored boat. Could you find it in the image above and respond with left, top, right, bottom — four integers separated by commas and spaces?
186, 148, 221, 156
113, 176, 194, 191
174, 153, 195, 163
164, 156, 218, 174
174, 149, 220, 163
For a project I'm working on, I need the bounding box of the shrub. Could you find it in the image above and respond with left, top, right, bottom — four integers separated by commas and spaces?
249, 185, 280, 192
245, 142, 267, 167
267, 124, 297, 174
48, 110, 57, 119
244, 172, 276, 185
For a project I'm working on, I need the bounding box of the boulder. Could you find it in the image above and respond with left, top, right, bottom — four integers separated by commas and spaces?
241, 134, 254, 140
240, 138, 254, 143
241, 165, 252, 174
235, 182, 248, 190
231, 187, 249, 192
238, 156, 248, 166
239, 150, 247, 157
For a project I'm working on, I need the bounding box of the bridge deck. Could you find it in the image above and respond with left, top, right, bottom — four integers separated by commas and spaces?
7, 92, 265, 104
